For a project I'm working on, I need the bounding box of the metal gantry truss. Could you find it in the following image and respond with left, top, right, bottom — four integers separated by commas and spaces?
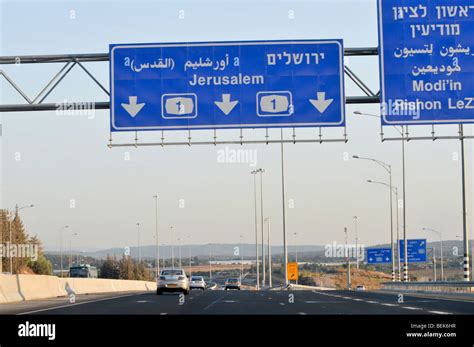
1, 47, 472, 146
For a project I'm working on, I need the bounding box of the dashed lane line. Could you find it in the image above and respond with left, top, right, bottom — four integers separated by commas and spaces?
403, 306, 422, 310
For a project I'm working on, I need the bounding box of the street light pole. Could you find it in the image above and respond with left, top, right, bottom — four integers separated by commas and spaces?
59, 225, 69, 277
69, 233, 78, 268
423, 228, 444, 281
294, 232, 298, 264
266, 217, 272, 288
294, 232, 298, 284
354, 155, 395, 281
460, 124, 471, 282
162, 243, 166, 268
178, 237, 182, 268
170, 226, 174, 268
280, 129, 289, 287
353, 216, 359, 269
401, 129, 409, 282
153, 195, 160, 279
208, 243, 212, 280
136, 222, 141, 263
345, 227, 351, 290
251, 170, 260, 290
259, 168, 266, 288
428, 247, 437, 281
239, 234, 244, 282
187, 235, 192, 278
394, 187, 401, 281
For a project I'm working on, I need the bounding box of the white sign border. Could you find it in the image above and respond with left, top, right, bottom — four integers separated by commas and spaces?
378, 0, 474, 126
110, 40, 345, 131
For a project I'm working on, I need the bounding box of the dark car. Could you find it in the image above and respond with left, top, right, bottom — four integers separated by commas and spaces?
224, 278, 241, 290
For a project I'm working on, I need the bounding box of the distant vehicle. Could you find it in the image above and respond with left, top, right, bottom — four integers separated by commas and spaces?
156, 268, 190, 295
69, 264, 98, 278
356, 285, 366, 292
189, 276, 206, 290
224, 278, 241, 290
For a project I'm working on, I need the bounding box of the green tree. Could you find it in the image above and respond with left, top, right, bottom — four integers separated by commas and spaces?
11, 210, 30, 273
0, 210, 9, 272
134, 261, 146, 280
119, 255, 134, 280
27, 235, 52, 275
100, 255, 120, 279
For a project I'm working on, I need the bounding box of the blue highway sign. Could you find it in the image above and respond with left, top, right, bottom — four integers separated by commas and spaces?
399, 239, 427, 263
367, 248, 392, 264
110, 40, 345, 132
378, 0, 474, 125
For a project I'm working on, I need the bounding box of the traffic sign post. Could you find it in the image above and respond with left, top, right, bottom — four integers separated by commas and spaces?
367, 248, 392, 264
110, 40, 345, 132
399, 239, 427, 263
287, 262, 299, 282
378, 0, 474, 125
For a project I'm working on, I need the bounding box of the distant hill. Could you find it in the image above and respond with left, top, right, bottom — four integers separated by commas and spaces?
46, 244, 325, 260
44, 240, 466, 261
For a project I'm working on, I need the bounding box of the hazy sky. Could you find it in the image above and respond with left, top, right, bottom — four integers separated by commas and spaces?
0, 0, 472, 252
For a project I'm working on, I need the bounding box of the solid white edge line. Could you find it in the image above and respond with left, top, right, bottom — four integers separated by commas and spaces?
17, 292, 145, 315
429, 311, 453, 315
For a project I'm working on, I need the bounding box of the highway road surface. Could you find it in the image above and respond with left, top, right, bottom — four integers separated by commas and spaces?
1, 290, 473, 315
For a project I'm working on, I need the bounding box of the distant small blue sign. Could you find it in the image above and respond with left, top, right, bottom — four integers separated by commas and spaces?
367, 248, 392, 264
399, 239, 427, 263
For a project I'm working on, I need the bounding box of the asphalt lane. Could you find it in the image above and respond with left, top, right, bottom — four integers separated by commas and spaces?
1, 289, 473, 315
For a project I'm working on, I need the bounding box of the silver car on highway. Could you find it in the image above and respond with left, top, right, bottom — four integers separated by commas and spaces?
156, 268, 190, 295
189, 276, 206, 290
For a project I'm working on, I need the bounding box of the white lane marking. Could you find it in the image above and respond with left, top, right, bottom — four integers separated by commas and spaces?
353, 298, 364, 302
380, 291, 474, 304
342, 297, 351, 300
403, 307, 422, 310
17, 292, 143, 315
223, 300, 236, 303
160, 313, 168, 315
203, 295, 226, 311
381, 303, 398, 307
136, 300, 148, 303
279, 303, 285, 306
299, 312, 307, 315
429, 311, 452, 315
367, 301, 379, 304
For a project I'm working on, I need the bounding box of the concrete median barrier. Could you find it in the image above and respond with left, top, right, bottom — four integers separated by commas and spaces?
0, 274, 156, 304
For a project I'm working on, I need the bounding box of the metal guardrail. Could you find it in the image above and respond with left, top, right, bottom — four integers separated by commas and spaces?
382, 281, 474, 294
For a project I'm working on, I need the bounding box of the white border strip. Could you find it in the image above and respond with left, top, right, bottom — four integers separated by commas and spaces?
110, 40, 345, 131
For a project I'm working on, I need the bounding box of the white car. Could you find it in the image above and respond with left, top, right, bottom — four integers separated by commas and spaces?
157, 268, 190, 295
189, 276, 206, 290
356, 285, 366, 292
